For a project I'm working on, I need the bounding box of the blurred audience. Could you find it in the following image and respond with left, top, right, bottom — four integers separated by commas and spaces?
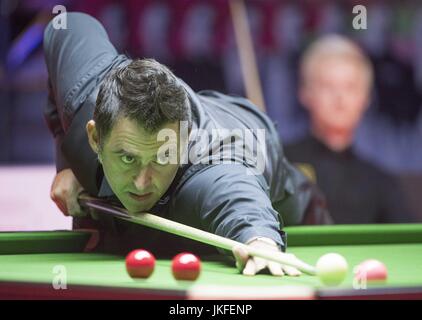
285, 35, 414, 223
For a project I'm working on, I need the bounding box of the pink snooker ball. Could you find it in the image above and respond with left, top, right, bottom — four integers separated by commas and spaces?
354, 259, 388, 283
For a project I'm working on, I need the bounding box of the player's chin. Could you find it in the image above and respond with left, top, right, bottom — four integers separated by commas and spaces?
124, 200, 155, 214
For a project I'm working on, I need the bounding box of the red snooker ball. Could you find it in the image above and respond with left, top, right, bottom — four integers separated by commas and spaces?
172, 253, 201, 281
354, 259, 388, 283
125, 249, 155, 279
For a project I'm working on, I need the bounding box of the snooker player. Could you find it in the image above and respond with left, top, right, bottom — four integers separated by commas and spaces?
285, 35, 413, 224
44, 12, 329, 277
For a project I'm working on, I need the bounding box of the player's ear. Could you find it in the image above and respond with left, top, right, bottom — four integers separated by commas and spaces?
86, 120, 100, 155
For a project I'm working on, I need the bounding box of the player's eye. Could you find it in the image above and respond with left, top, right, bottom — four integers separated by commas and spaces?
121, 155, 135, 164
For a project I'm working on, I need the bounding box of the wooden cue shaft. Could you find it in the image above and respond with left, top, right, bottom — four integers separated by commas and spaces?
79, 195, 316, 275
229, 0, 266, 112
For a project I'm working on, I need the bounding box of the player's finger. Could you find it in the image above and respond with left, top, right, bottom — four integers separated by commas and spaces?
57, 201, 69, 216
50, 189, 68, 215
232, 245, 249, 271
243, 258, 257, 276
268, 261, 285, 277
285, 253, 299, 261
52, 196, 69, 216
67, 200, 86, 217
252, 257, 267, 274
282, 265, 302, 277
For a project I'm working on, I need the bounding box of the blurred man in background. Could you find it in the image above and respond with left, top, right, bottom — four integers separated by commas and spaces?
285, 35, 414, 224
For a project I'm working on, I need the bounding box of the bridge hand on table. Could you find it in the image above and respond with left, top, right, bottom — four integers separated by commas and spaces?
232, 238, 302, 277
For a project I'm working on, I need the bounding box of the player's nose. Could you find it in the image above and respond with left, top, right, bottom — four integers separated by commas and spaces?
333, 92, 347, 110
134, 167, 152, 190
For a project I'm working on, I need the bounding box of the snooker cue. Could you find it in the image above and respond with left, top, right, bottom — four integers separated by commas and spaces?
78, 194, 316, 275
229, 0, 266, 112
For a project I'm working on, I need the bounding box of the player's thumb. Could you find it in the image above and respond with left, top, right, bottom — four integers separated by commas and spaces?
67, 198, 85, 217
232, 245, 249, 271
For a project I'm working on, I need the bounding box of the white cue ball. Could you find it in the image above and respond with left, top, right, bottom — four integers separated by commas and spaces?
316, 253, 348, 286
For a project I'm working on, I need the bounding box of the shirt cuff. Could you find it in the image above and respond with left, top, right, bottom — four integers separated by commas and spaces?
246, 236, 278, 247
235, 227, 285, 251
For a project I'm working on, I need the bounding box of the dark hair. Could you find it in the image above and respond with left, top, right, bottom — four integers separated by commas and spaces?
94, 58, 191, 148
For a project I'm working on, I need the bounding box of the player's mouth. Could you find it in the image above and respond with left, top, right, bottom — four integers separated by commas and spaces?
128, 192, 153, 201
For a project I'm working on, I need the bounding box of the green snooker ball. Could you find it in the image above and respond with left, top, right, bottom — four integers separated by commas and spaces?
316, 253, 348, 286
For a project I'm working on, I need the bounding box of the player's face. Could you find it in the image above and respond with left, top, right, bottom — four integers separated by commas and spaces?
99, 118, 180, 214
301, 58, 370, 133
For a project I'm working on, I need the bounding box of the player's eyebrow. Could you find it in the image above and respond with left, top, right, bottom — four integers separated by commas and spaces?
113, 148, 162, 163
112, 148, 138, 157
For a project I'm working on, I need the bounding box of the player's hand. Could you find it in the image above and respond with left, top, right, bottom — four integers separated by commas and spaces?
50, 168, 86, 217
232, 238, 302, 277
